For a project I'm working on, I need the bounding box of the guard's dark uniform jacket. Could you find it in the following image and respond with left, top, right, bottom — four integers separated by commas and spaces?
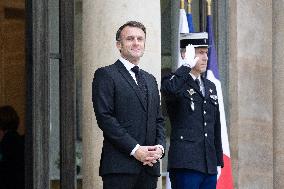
161, 65, 224, 175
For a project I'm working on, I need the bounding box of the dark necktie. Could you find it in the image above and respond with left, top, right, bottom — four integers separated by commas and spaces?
195, 78, 204, 96
131, 66, 148, 105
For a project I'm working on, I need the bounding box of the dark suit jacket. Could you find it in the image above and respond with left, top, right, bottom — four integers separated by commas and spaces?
161, 66, 224, 174
92, 60, 165, 177
0, 131, 25, 189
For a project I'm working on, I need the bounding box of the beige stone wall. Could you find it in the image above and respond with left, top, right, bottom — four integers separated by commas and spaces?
228, 0, 239, 187
273, 0, 284, 188
82, 1, 162, 188
229, 1, 273, 188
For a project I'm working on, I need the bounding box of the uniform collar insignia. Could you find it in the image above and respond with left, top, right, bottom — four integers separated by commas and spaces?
187, 89, 196, 96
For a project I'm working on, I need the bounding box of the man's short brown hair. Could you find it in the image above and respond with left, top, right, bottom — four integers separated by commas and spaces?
116, 21, 146, 41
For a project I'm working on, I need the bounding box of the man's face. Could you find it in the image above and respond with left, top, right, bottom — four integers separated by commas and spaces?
116, 26, 146, 64
192, 47, 208, 74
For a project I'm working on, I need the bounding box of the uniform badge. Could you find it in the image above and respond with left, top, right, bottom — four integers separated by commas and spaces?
190, 101, 195, 111
210, 95, 218, 100
209, 89, 213, 93
187, 89, 196, 111
187, 89, 196, 96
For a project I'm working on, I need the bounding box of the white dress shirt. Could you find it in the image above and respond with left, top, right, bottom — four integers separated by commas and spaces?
119, 56, 138, 85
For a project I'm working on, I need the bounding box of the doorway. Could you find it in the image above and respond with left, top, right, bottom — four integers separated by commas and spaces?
25, 0, 80, 188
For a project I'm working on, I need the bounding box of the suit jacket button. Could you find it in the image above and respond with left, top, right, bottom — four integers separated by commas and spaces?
205, 133, 208, 137
204, 111, 206, 114
180, 136, 183, 140
204, 100, 206, 104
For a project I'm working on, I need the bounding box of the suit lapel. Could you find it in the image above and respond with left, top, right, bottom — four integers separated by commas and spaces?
203, 79, 211, 99
143, 72, 152, 111
115, 60, 147, 111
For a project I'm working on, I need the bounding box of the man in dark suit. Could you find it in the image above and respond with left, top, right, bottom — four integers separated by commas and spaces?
161, 32, 224, 189
0, 105, 25, 189
92, 21, 165, 189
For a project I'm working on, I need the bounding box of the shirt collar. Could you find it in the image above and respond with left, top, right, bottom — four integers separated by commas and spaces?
190, 72, 197, 80
189, 73, 202, 83
119, 56, 137, 72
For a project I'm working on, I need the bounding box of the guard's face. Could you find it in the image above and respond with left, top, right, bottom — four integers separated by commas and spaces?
116, 26, 145, 64
192, 47, 208, 74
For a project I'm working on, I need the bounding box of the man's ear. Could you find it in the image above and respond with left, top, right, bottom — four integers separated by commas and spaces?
116, 41, 121, 50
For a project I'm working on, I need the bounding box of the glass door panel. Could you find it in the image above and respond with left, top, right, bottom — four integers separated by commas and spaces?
48, 0, 60, 187
75, 0, 83, 188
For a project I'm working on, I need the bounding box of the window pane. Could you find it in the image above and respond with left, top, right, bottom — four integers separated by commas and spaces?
49, 0, 59, 54
75, 0, 83, 188
49, 58, 60, 188
48, 0, 60, 187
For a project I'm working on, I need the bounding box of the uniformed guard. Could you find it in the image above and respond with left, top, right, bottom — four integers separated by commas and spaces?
161, 32, 224, 189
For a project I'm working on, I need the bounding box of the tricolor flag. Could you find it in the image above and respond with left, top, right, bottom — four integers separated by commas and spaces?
186, 2, 195, 33
206, 11, 234, 189
176, 0, 189, 69
176, 0, 195, 70
179, 2, 189, 34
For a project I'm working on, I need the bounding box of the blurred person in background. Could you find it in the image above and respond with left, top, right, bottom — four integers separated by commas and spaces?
0, 105, 25, 189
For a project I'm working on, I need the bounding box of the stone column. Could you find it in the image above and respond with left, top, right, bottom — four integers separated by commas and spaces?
229, 1, 273, 188
273, 1, 284, 188
82, 1, 162, 188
